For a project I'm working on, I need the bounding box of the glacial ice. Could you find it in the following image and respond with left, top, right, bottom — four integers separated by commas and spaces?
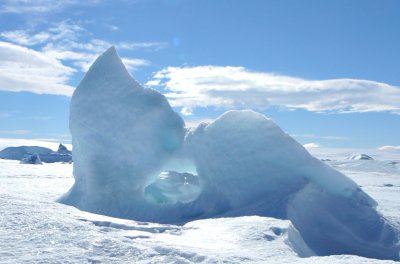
0, 146, 53, 160
20, 153, 42, 164
348, 153, 374, 160
0, 144, 72, 163
60, 47, 400, 261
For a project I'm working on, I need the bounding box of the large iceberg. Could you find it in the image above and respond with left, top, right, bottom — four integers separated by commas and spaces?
0, 144, 72, 163
60, 47, 400, 260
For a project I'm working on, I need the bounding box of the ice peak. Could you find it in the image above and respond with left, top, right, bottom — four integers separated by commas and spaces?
75, 46, 141, 93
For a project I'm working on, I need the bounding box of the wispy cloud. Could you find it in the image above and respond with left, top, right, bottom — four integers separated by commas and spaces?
30, 116, 52, 120
291, 134, 349, 141
0, 130, 30, 135
0, 0, 102, 14
0, 113, 11, 118
378, 145, 400, 151
147, 66, 400, 114
303, 143, 320, 149
0, 20, 165, 96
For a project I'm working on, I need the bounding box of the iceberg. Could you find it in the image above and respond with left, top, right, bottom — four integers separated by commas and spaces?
60, 47, 400, 261
0, 146, 52, 160
348, 154, 374, 160
0, 144, 72, 163
20, 153, 42, 164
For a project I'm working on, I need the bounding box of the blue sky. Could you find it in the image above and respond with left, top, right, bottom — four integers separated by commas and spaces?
0, 0, 399, 151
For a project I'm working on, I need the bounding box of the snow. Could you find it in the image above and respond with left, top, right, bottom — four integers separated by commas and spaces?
57, 47, 400, 261
1, 157, 399, 263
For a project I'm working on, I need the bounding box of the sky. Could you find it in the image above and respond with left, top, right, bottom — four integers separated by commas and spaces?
0, 0, 399, 152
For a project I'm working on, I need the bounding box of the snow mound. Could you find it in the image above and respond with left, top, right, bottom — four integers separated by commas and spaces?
348, 154, 374, 160
60, 47, 400, 261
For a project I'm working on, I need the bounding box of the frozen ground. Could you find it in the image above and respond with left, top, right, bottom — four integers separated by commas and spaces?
0, 152, 399, 263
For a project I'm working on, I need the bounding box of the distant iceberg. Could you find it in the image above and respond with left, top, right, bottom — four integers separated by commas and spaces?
0, 144, 72, 163
348, 153, 374, 160
59, 47, 400, 261
20, 153, 42, 164
0, 146, 52, 160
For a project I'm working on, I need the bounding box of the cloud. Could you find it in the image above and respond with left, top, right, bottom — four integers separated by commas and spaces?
147, 66, 400, 114
121, 58, 151, 72
303, 143, 320, 148
291, 134, 349, 141
0, 0, 102, 14
0, 20, 164, 96
378, 145, 400, 151
0, 41, 75, 96
0, 130, 30, 135
0, 113, 11, 118
180, 107, 193, 116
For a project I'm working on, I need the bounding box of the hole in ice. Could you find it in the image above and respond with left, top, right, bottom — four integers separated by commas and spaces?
144, 170, 201, 204
271, 227, 284, 236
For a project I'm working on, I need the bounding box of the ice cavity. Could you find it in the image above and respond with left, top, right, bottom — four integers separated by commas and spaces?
60, 47, 400, 261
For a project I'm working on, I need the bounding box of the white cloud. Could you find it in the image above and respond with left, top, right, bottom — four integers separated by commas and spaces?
147, 66, 400, 114
291, 134, 348, 141
0, 130, 30, 135
0, 20, 84, 46
105, 24, 120, 31
0, 20, 163, 96
0, 113, 11, 118
121, 58, 151, 72
378, 145, 400, 151
180, 107, 193, 116
0, 41, 75, 96
303, 143, 320, 149
0, 0, 102, 14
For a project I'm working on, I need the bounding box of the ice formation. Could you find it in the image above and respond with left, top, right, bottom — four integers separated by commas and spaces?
0, 146, 52, 160
20, 153, 42, 164
0, 144, 72, 163
60, 47, 400, 261
348, 153, 374, 160
57, 144, 72, 155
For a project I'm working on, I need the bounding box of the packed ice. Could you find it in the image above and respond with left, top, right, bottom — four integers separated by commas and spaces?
58, 47, 399, 261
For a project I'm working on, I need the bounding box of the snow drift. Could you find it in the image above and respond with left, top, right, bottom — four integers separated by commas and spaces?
60, 47, 400, 261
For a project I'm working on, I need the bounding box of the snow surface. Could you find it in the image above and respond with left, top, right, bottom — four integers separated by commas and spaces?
1, 156, 399, 263
58, 47, 400, 261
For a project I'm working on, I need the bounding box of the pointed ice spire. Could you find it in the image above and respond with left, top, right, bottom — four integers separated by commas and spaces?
75, 46, 142, 94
